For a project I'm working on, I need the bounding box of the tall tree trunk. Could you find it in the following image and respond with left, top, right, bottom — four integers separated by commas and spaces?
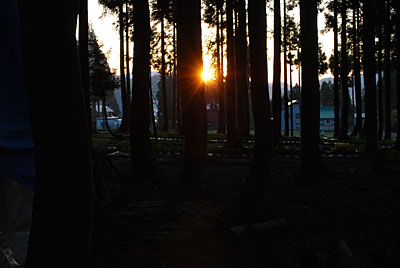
236, 0, 250, 137
226, 0, 238, 146
395, 2, 400, 149
216, 7, 223, 133
340, 0, 350, 139
384, 0, 392, 139
20, 0, 93, 265
125, 2, 131, 128
377, 0, 385, 139
177, 0, 207, 198
351, 0, 363, 137
333, 0, 341, 138
217, 5, 226, 134
119, 2, 128, 132
363, 0, 377, 153
300, 0, 322, 173
161, 14, 169, 132
172, 22, 178, 129
273, 0, 282, 146
240, 0, 273, 214
290, 61, 294, 136
130, 0, 152, 176
283, 0, 289, 137
79, 0, 91, 131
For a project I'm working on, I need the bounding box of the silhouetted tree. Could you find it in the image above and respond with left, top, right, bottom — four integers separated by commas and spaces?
300, 0, 322, 172
273, 0, 282, 146
20, 0, 93, 265
177, 0, 207, 198
333, 0, 341, 137
226, 0, 238, 146
283, 0, 289, 137
384, 0, 392, 139
363, 0, 378, 153
395, 1, 400, 149
340, 0, 350, 139
240, 0, 273, 214
130, 0, 152, 176
377, 0, 385, 139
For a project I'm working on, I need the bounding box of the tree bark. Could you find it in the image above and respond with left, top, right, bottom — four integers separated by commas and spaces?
384, 0, 392, 139
130, 0, 152, 176
226, 0, 238, 146
240, 0, 273, 214
273, 0, 282, 146
395, 2, 400, 149
20, 0, 93, 265
283, 0, 289, 137
119, 2, 128, 132
125, 2, 131, 128
79, 0, 91, 131
351, 0, 363, 137
177, 0, 207, 198
236, 0, 250, 137
333, 0, 341, 138
300, 0, 322, 173
377, 0, 385, 139
217, 4, 226, 134
363, 0, 378, 153
340, 0, 350, 139
161, 13, 169, 132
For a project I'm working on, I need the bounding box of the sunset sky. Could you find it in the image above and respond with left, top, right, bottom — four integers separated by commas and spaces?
88, 0, 334, 83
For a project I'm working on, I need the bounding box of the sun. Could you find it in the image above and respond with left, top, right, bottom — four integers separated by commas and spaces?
202, 68, 213, 82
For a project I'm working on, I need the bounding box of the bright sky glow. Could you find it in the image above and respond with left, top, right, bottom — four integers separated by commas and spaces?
88, 0, 334, 81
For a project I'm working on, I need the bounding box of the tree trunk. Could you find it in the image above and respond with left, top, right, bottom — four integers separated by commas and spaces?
333, 0, 341, 138
226, 0, 238, 146
300, 0, 322, 173
177, 0, 207, 198
290, 62, 294, 136
130, 0, 152, 176
20, 0, 93, 265
273, 0, 282, 146
119, 2, 128, 132
125, 2, 131, 128
240, 0, 273, 214
395, 2, 400, 149
283, 0, 289, 137
340, 0, 350, 139
79, 0, 91, 131
363, 0, 378, 153
236, 0, 250, 137
384, 0, 392, 139
217, 5, 226, 134
161, 14, 169, 132
351, 0, 363, 137
172, 22, 177, 129
377, 0, 385, 139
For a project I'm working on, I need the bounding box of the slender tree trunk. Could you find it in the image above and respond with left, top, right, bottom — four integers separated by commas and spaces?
395, 2, 400, 149
340, 0, 350, 139
236, 0, 249, 137
226, 0, 238, 146
172, 22, 177, 129
119, 2, 128, 132
351, 0, 362, 137
20, 0, 93, 265
384, 0, 392, 139
290, 62, 294, 136
177, 0, 207, 198
240, 0, 273, 214
377, 0, 385, 139
216, 8, 223, 133
273, 0, 282, 146
125, 3, 131, 129
363, 0, 377, 153
217, 6, 226, 134
79, 0, 91, 131
283, 0, 289, 137
130, 0, 152, 176
161, 14, 169, 132
300, 0, 322, 173
333, 0, 341, 138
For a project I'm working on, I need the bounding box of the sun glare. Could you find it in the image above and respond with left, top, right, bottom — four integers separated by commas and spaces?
202, 68, 213, 82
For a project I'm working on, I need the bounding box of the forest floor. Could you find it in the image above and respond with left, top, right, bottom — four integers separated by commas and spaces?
89, 131, 400, 268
